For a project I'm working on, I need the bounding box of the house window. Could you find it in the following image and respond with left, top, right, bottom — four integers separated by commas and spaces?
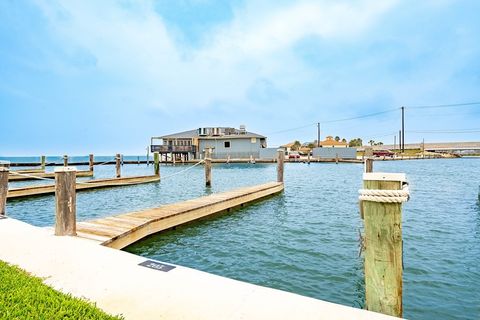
251, 138, 256, 143
224, 141, 231, 148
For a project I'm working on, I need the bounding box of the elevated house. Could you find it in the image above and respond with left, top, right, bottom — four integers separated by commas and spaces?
151, 126, 267, 160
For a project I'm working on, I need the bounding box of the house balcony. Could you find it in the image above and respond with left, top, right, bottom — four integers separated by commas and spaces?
151, 145, 196, 153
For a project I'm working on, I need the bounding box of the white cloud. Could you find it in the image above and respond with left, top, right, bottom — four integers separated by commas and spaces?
31, 0, 399, 113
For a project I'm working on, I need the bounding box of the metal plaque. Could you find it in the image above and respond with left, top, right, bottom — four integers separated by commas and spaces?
138, 260, 176, 272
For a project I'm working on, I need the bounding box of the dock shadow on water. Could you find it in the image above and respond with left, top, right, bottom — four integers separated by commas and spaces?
6, 159, 480, 319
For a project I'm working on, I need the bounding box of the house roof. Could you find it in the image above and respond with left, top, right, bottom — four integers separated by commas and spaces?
320, 136, 348, 146
154, 127, 266, 140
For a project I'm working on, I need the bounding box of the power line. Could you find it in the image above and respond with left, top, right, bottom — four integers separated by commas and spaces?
406, 102, 480, 109
267, 122, 316, 135
321, 108, 398, 123
407, 128, 480, 134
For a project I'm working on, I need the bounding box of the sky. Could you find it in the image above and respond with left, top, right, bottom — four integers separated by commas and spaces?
1, 0, 480, 155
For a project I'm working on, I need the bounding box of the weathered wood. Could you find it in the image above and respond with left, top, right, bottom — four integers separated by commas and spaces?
307, 153, 311, 164
277, 149, 284, 183
153, 152, 160, 177
365, 158, 373, 173
55, 167, 77, 236
63, 155, 68, 167
8, 175, 160, 199
8, 170, 93, 182
116, 154, 121, 178
41, 155, 46, 170
89, 154, 94, 172
362, 173, 404, 317
335, 153, 339, 164
76, 181, 284, 249
0, 168, 8, 215
205, 149, 212, 187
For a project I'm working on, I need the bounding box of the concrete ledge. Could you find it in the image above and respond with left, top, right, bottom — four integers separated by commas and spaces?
0, 218, 399, 320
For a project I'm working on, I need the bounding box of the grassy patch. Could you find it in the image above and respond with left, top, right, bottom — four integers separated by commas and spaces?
0, 260, 123, 320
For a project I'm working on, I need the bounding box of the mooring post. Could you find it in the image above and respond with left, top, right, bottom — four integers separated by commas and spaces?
277, 149, 284, 183
360, 172, 407, 317
40, 155, 46, 170
89, 154, 94, 172
116, 153, 121, 178
307, 153, 311, 164
153, 151, 160, 177
63, 155, 68, 167
54, 167, 77, 236
365, 158, 373, 173
0, 167, 8, 216
335, 153, 339, 164
205, 148, 212, 187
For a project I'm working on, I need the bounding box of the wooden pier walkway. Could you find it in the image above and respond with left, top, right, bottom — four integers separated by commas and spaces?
7, 175, 160, 199
76, 182, 284, 249
8, 170, 93, 182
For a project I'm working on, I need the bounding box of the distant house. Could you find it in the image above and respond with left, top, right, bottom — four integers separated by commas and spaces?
151, 126, 267, 160
319, 136, 348, 148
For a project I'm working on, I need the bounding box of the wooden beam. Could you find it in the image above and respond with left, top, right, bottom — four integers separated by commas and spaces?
277, 149, 284, 183
116, 154, 121, 178
205, 148, 212, 187
361, 173, 405, 317
55, 167, 77, 236
0, 167, 8, 216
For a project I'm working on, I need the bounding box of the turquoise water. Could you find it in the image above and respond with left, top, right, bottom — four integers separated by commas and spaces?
5, 158, 480, 319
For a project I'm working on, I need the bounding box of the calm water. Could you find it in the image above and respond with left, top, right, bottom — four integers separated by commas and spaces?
5, 158, 480, 319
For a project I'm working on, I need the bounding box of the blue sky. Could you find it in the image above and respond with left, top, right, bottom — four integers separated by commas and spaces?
1, 0, 479, 155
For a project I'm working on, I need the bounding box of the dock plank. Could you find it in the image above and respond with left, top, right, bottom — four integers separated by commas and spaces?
78, 182, 284, 249
7, 175, 160, 199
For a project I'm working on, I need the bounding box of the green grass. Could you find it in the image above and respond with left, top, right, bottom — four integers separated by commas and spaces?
0, 260, 123, 320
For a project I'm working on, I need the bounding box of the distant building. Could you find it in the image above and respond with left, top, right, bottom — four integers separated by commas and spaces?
151, 126, 267, 160
319, 136, 348, 148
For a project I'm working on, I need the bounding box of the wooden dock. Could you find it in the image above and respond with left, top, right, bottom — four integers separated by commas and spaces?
76, 182, 284, 249
8, 170, 93, 182
7, 175, 160, 199
12, 168, 45, 174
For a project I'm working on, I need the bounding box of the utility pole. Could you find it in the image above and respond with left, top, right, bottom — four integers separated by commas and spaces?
399, 130, 402, 154
401, 106, 405, 153
317, 122, 321, 147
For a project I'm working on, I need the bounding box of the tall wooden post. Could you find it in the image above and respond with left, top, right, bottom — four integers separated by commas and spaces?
153, 152, 160, 177
365, 158, 373, 173
41, 155, 46, 170
277, 149, 284, 183
335, 153, 339, 164
89, 154, 94, 172
205, 149, 212, 187
0, 167, 8, 216
361, 172, 406, 317
54, 167, 77, 236
116, 153, 121, 178
63, 155, 68, 167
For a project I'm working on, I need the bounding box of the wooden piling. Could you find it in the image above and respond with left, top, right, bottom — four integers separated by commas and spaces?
361, 173, 405, 317
205, 149, 212, 187
54, 167, 77, 236
153, 152, 160, 177
0, 167, 8, 216
365, 158, 373, 173
63, 155, 68, 167
307, 153, 311, 164
89, 154, 94, 172
335, 153, 339, 164
116, 154, 121, 178
277, 149, 284, 183
41, 155, 46, 170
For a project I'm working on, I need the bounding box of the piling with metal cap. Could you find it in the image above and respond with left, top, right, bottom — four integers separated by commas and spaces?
54, 166, 77, 236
